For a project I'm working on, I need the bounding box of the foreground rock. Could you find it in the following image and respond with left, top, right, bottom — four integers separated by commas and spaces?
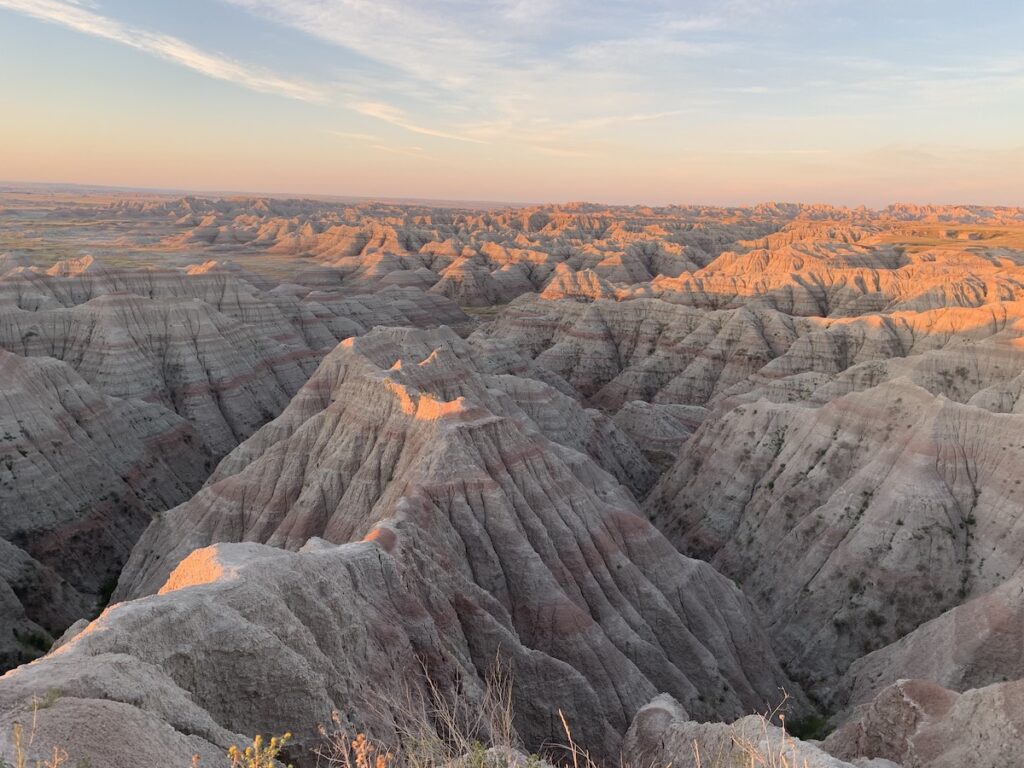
624, 695, 889, 768
825, 678, 1024, 768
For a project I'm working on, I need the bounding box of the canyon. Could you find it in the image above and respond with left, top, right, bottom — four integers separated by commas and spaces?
2, 188, 1024, 767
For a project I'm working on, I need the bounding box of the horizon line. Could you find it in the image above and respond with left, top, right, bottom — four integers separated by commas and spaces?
2, 178, 1021, 213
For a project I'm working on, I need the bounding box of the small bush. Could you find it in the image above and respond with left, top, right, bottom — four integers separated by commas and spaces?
13, 631, 51, 655
785, 713, 833, 741
95, 576, 119, 612
227, 733, 293, 768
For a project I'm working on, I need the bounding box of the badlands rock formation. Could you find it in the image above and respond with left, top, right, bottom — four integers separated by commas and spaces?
3, 192, 1024, 766
0, 324, 799, 766
0, 349, 206, 670
645, 379, 1024, 698
0, 250, 468, 668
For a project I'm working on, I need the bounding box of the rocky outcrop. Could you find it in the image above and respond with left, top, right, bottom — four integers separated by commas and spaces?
483, 295, 1024, 416
116, 327, 663, 595
0, 258, 470, 673
624, 695, 884, 768
0, 292, 313, 457
825, 678, 1024, 768
479, 296, 813, 408
0, 261, 470, 455
0, 253, 30, 276
539, 264, 616, 302
647, 245, 1024, 316
613, 401, 706, 470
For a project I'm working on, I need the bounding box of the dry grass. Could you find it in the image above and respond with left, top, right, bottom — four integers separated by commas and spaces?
545, 691, 822, 768
316, 658, 519, 768
691, 694, 819, 768
4, 667, 823, 768
2, 696, 70, 768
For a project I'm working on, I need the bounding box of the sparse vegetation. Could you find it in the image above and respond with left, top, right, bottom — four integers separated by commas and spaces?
12, 631, 51, 656
7, 665, 837, 768
1, 697, 69, 768
93, 575, 119, 614
227, 733, 293, 768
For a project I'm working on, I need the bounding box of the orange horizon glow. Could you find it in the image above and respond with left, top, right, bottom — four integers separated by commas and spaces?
1, 1, 1022, 207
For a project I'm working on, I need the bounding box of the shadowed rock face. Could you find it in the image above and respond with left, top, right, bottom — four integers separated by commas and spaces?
0, 326, 802, 766
0, 292, 313, 457
0, 262, 470, 455
477, 296, 814, 407
838, 573, 1024, 711
0, 257, 471, 671
0, 349, 208, 670
645, 378, 1024, 702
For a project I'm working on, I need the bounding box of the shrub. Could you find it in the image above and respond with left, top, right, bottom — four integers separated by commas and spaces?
785, 713, 833, 741
227, 733, 293, 768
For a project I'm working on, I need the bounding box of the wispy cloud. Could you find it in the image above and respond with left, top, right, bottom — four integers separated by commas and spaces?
371, 144, 424, 158
569, 36, 729, 66
223, 0, 507, 92
327, 129, 425, 157
0, 0, 325, 102
573, 109, 690, 131
327, 130, 381, 142
351, 102, 486, 144
219, 0, 745, 149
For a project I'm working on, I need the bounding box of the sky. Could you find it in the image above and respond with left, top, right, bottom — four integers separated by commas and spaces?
0, 0, 1022, 206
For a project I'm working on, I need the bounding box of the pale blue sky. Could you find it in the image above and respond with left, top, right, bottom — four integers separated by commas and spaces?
1, 0, 1022, 205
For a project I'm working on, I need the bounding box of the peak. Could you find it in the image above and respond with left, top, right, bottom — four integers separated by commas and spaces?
45, 255, 98, 276
184, 259, 228, 275
157, 546, 233, 594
